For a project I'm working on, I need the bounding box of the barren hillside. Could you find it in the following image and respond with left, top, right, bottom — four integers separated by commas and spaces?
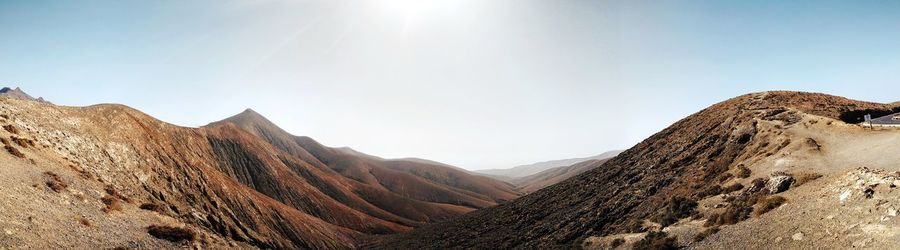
0, 91, 519, 249
371, 91, 900, 249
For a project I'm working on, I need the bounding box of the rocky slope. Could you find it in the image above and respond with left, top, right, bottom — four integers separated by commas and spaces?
371, 91, 900, 249
0, 88, 519, 249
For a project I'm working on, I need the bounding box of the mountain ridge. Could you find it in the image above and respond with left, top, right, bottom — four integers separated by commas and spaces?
372, 91, 900, 249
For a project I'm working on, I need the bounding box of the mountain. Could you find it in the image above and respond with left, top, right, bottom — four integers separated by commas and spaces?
476, 150, 622, 179
213, 109, 520, 210
373, 91, 900, 249
0, 90, 518, 249
511, 158, 612, 193
0, 87, 47, 102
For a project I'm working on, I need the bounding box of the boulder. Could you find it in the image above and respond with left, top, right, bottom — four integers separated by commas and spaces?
768, 175, 795, 194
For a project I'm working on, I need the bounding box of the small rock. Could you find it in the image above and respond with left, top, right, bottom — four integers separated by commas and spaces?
792, 232, 804, 241
768, 175, 795, 194
889, 207, 897, 217
839, 190, 852, 203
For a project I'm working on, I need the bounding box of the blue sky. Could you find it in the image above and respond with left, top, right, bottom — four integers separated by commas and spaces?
2, 0, 899, 169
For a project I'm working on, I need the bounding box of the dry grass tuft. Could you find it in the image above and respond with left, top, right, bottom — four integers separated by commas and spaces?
722, 183, 744, 193
610, 238, 625, 248
693, 227, 720, 242
78, 217, 91, 227
656, 196, 698, 227
101, 195, 123, 213
147, 225, 197, 243
755, 195, 787, 216
139, 202, 166, 214
792, 172, 823, 187
44, 172, 67, 192
633, 231, 678, 250
5, 145, 25, 158
735, 165, 751, 178
10, 136, 34, 148
2, 124, 19, 134
105, 185, 132, 203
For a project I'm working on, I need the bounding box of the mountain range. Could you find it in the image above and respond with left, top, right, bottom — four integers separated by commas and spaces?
3, 89, 900, 249
476, 150, 622, 180
0, 88, 517, 249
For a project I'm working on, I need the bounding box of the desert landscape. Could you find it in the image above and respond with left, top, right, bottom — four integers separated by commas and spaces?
4, 1, 900, 249
2, 88, 900, 249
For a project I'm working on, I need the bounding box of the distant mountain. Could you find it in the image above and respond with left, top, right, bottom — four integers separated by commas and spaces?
511, 158, 613, 193
475, 150, 622, 179
214, 109, 521, 217
0, 87, 48, 102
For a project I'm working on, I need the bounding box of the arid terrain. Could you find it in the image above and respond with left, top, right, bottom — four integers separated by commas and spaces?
0, 88, 518, 249
372, 91, 900, 249
2, 89, 900, 249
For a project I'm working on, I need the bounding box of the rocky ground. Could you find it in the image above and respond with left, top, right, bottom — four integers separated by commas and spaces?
584, 105, 900, 249
0, 100, 242, 249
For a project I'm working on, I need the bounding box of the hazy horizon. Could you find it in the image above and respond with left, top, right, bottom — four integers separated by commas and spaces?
3, 0, 900, 170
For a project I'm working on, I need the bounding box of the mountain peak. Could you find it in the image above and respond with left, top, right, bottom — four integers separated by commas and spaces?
0, 86, 48, 103
222, 108, 269, 124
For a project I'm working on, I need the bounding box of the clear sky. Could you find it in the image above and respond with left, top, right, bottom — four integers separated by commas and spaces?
2, 0, 900, 170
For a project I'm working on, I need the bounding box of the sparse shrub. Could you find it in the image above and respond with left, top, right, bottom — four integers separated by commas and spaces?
754, 195, 786, 216
632, 231, 678, 250
5, 145, 24, 158
105, 185, 132, 203
147, 225, 196, 243
0, 137, 8, 146
610, 238, 625, 248
691, 212, 704, 220
719, 204, 752, 225
69, 165, 93, 180
693, 227, 720, 242
749, 178, 767, 192
10, 136, 31, 148
78, 217, 91, 227
101, 195, 123, 213
44, 172, 67, 192
657, 196, 698, 227
2, 124, 18, 134
139, 203, 166, 214
722, 183, 744, 193
625, 219, 647, 233
792, 172, 822, 187
717, 173, 733, 183
735, 165, 751, 178
697, 185, 722, 198
703, 213, 719, 227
